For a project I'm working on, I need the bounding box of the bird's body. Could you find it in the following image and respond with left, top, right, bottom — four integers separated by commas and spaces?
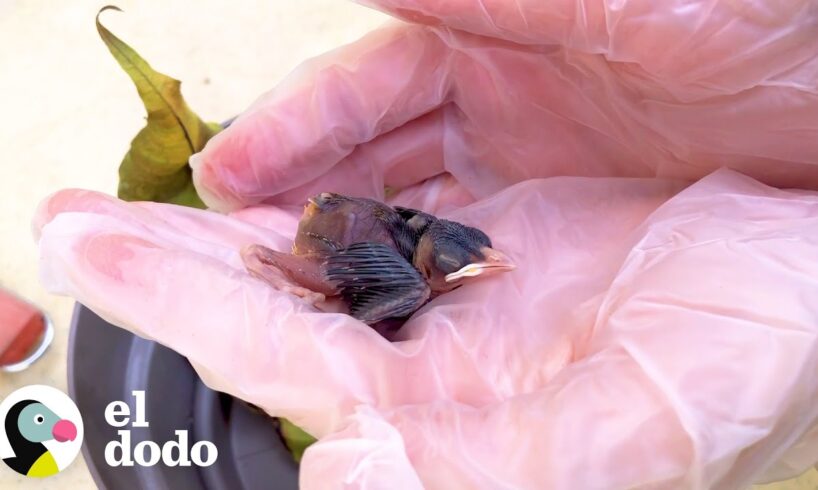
293, 193, 413, 258
242, 192, 514, 326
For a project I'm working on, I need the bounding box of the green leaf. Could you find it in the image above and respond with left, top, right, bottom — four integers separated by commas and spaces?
97, 5, 218, 208
279, 418, 317, 463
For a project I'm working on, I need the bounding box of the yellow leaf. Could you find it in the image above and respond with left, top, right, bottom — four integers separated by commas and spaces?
97, 5, 218, 208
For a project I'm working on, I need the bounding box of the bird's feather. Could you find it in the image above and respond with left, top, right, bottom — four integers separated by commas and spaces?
323, 243, 431, 324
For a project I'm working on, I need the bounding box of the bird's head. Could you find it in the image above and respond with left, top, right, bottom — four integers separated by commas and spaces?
11, 400, 76, 444
414, 219, 515, 292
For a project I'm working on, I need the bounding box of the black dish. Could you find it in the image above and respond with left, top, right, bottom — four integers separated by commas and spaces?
68, 303, 300, 489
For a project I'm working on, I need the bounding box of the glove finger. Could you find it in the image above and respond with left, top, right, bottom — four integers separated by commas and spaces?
361, 0, 818, 93
263, 107, 448, 207
192, 23, 452, 212
34, 189, 293, 262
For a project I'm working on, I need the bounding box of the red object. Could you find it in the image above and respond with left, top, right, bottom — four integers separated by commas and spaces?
52, 419, 77, 442
0, 290, 46, 365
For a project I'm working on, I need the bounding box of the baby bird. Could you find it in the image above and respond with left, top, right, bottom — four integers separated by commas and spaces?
242, 192, 515, 325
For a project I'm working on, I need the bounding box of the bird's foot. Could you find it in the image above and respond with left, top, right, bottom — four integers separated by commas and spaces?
241, 244, 327, 306
279, 284, 326, 306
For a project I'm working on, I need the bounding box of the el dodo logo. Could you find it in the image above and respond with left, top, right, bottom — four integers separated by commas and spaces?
0, 385, 82, 478
104, 391, 217, 467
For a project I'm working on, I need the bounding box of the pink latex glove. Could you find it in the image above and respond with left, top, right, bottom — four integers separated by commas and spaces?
35, 1, 818, 488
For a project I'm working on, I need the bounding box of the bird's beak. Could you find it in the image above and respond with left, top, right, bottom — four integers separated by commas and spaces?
52, 419, 77, 442
444, 247, 516, 283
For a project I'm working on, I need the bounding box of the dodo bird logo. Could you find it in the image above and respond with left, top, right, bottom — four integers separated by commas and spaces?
0, 385, 83, 478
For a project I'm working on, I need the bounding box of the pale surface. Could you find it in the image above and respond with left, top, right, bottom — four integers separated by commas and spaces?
1, 0, 816, 489
0, 1, 386, 487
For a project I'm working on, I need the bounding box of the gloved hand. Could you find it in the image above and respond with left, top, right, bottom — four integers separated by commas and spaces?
35, 1, 818, 488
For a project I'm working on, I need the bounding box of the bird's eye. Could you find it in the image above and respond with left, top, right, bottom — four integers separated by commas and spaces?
435, 252, 462, 272
33, 414, 45, 425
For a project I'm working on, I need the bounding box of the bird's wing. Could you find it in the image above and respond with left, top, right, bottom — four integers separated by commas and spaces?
323, 242, 431, 324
